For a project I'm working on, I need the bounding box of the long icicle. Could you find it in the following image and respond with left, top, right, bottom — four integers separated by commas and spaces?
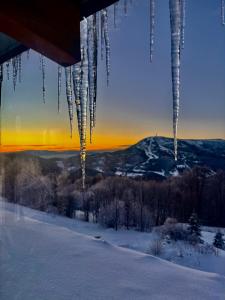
12, 56, 19, 91
93, 13, 98, 129
87, 16, 94, 143
169, 0, 182, 161
101, 11, 104, 60
65, 66, 73, 138
6, 61, 10, 80
124, 0, 128, 16
57, 65, 62, 113
221, 0, 225, 25
72, 63, 82, 136
87, 14, 98, 143
18, 54, 22, 83
114, 2, 119, 28
180, 0, 185, 49
150, 0, 155, 62
80, 18, 89, 189
40, 55, 46, 103
102, 9, 110, 86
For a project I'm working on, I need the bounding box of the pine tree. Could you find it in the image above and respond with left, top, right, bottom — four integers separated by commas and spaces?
213, 231, 224, 250
187, 212, 202, 244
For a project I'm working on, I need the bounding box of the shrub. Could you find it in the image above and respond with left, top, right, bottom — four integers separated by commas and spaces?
187, 212, 202, 244
213, 231, 224, 250
156, 223, 189, 242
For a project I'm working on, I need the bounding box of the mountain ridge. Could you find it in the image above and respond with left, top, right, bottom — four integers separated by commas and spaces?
64, 136, 225, 179
2, 136, 225, 179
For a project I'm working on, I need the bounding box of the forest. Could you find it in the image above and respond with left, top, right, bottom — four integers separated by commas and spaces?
1, 154, 225, 231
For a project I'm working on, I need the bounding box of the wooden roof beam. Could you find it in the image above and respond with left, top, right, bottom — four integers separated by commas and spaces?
0, 0, 81, 66
0, 0, 117, 66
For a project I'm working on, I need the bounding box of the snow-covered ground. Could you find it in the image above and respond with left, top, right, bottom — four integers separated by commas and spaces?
1, 201, 225, 300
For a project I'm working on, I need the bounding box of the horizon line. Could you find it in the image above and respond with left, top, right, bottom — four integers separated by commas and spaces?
0, 136, 224, 153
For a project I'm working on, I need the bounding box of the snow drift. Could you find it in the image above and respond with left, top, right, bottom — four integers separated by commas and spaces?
1, 202, 225, 300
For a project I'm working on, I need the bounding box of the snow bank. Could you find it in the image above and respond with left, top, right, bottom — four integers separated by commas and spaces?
1, 202, 225, 300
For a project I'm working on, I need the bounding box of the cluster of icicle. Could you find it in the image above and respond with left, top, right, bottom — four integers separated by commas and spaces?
64, 11, 110, 189
51, 2, 131, 188
0, 54, 23, 93
0, 2, 127, 189
0, 54, 24, 146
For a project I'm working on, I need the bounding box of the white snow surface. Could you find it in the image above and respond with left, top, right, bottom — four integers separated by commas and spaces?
1, 201, 225, 300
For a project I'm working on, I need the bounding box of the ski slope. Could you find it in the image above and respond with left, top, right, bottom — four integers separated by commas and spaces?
1, 202, 225, 300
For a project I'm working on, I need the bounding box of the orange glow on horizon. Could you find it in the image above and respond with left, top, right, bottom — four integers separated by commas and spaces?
1, 126, 224, 153
0, 144, 129, 153
0, 129, 138, 152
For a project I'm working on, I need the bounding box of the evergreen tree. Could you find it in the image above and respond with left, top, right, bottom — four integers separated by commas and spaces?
213, 231, 224, 250
187, 212, 202, 244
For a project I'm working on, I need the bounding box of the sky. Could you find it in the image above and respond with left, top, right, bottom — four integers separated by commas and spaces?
1, 0, 225, 152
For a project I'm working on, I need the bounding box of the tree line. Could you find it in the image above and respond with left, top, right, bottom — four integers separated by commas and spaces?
1, 155, 225, 231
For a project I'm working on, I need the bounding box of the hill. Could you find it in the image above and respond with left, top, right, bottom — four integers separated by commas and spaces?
1, 201, 225, 300
53, 137, 225, 179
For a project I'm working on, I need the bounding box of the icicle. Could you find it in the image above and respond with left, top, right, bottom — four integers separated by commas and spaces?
57, 65, 62, 113
100, 10, 105, 60
124, 0, 128, 16
93, 13, 98, 130
222, 0, 225, 25
96, 11, 100, 46
87, 14, 98, 143
150, 0, 155, 62
72, 63, 82, 136
6, 61, 10, 80
40, 55, 46, 103
114, 2, 119, 28
169, 0, 182, 161
102, 9, 110, 86
87, 16, 94, 143
12, 56, 19, 91
18, 54, 22, 83
80, 18, 89, 189
65, 66, 73, 138
180, 0, 185, 49
221, 0, 225, 25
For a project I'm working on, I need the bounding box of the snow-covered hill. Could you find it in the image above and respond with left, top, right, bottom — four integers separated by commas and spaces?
1, 201, 225, 300
42, 137, 225, 179
2, 137, 225, 180
102, 136, 225, 179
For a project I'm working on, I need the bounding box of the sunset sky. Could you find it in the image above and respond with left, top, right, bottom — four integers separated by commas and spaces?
1, 0, 225, 152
